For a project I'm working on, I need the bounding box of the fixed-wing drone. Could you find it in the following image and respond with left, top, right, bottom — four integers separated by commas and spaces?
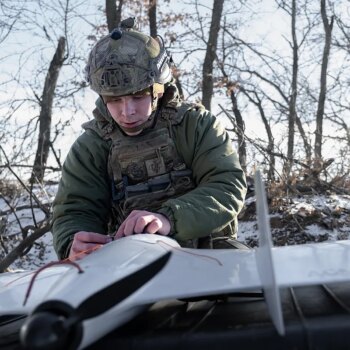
0, 171, 349, 349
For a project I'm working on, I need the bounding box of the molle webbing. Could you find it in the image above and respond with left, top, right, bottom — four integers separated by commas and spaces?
107, 111, 195, 226
82, 100, 203, 233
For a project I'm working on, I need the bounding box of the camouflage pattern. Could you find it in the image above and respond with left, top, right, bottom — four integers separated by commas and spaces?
106, 108, 195, 231
85, 24, 172, 96
52, 85, 247, 259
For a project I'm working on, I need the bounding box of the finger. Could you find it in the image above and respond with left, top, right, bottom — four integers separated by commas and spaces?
134, 215, 151, 234
115, 221, 126, 238
115, 211, 142, 238
114, 230, 124, 239
124, 217, 138, 236
123, 211, 148, 235
69, 252, 84, 262
69, 243, 101, 261
144, 219, 162, 234
72, 242, 103, 254
126, 210, 143, 218
134, 215, 159, 234
75, 231, 111, 244
115, 211, 158, 238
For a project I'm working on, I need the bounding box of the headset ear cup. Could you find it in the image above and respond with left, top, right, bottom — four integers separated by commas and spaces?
158, 63, 172, 84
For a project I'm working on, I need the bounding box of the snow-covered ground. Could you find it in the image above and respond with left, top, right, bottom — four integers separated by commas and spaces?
1, 184, 350, 271
0, 184, 58, 270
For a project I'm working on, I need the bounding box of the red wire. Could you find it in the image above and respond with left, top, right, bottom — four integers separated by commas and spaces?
4, 245, 101, 289
22, 244, 105, 306
23, 260, 83, 306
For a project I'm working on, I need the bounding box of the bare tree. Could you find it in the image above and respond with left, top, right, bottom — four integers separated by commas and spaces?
241, 87, 275, 180
106, 0, 123, 32
148, 0, 157, 37
31, 37, 66, 183
314, 0, 334, 162
202, 0, 224, 111
0, 0, 98, 267
0, 2, 21, 46
334, 5, 350, 53
218, 48, 248, 172
0, 0, 92, 179
230, 89, 247, 173
282, 0, 299, 178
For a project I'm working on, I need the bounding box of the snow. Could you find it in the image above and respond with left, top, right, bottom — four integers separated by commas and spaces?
1, 184, 58, 271
290, 194, 350, 213
238, 220, 258, 241
1, 185, 350, 271
304, 224, 337, 242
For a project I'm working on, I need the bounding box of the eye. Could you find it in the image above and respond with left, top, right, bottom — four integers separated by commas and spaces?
109, 98, 122, 104
132, 95, 145, 100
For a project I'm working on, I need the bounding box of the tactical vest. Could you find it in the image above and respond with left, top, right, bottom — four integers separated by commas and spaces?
83, 103, 196, 232
83, 100, 238, 247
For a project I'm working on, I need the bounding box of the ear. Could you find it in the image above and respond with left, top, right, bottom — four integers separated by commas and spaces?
157, 92, 164, 98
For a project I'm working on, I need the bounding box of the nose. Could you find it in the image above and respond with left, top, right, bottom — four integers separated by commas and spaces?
121, 99, 136, 119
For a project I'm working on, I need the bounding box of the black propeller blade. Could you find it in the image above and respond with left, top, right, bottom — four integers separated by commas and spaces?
74, 250, 171, 321
20, 251, 172, 350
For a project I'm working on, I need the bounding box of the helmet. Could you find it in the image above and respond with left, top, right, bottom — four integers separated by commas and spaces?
85, 19, 172, 97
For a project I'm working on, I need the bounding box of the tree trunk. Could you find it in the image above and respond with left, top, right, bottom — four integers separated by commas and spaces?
229, 90, 247, 173
30, 37, 66, 183
241, 88, 275, 180
284, 0, 298, 178
148, 0, 157, 37
295, 114, 312, 164
255, 97, 275, 181
314, 0, 334, 160
202, 0, 224, 111
106, 0, 123, 32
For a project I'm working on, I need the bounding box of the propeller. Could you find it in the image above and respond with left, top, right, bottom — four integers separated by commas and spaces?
20, 251, 171, 350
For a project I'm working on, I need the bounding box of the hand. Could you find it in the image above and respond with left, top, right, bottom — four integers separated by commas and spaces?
68, 231, 112, 261
115, 210, 171, 239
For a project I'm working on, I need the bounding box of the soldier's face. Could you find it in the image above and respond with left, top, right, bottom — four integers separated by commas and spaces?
106, 94, 152, 135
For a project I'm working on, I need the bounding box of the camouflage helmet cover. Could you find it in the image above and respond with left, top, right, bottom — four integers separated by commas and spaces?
85, 25, 172, 97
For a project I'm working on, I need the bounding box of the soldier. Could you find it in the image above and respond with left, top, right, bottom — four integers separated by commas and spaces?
52, 19, 247, 260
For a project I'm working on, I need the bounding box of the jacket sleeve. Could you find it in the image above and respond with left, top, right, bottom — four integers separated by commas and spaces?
52, 130, 111, 259
158, 108, 247, 241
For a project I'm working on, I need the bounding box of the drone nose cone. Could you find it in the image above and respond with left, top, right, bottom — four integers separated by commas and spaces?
20, 311, 67, 350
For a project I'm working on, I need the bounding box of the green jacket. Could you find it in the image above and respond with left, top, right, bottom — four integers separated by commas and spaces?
52, 99, 247, 259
